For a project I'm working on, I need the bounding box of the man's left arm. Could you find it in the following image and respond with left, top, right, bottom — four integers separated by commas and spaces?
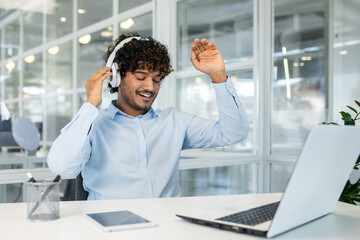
181, 38, 249, 149
181, 77, 248, 149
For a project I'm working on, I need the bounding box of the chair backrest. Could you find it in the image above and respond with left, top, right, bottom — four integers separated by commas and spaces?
75, 172, 89, 200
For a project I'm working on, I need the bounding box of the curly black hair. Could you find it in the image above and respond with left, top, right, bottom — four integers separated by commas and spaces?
105, 33, 173, 93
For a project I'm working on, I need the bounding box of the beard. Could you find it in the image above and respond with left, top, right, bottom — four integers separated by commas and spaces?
119, 87, 157, 113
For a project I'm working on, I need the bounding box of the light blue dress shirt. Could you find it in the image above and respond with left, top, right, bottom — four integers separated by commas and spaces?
47, 78, 248, 200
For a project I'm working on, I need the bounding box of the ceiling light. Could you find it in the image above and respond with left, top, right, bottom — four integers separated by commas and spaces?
101, 31, 113, 37
283, 58, 291, 99
5, 62, 15, 70
299, 62, 305, 67
22, 86, 44, 95
301, 56, 307, 61
60, 17, 67, 22
230, 76, 237, 83
78, 34, 91, 44
24, 55, 35, 63
340, 50, 348, 55
293, 62, 299, 67
78, 9, 86, 14
306, 56, 312, 61
282, 47, 287, 54
48, 46, 60, 55
107, 25, 113, 31
195, 77, 203, 84
120, 18, 134, 30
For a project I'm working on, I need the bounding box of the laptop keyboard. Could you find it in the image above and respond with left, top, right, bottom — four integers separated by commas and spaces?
216, 201, 280, 226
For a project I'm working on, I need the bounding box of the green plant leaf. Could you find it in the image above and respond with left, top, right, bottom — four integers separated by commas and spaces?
321, 122, 339, 125
354, 196, 360, 202
347, 105, 358, 114
355, 100, 360, 108
327, 101, 360, 205
340, 111, 355, 125
340, 111, 352, 119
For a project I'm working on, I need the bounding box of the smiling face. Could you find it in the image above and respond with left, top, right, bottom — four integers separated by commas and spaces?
115, 69, 162, 117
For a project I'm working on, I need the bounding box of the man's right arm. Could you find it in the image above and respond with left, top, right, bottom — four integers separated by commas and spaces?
47, 67, 111, 178
47, 103, 98, 178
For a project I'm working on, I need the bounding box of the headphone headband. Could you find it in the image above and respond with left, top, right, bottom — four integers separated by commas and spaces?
106, 36, 148, 88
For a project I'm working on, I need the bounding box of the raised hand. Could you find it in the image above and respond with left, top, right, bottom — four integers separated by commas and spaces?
85, 67, 113, 107
190, 38, 227, 83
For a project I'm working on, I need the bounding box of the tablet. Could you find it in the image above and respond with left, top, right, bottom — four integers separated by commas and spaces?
84, 210, 156, 232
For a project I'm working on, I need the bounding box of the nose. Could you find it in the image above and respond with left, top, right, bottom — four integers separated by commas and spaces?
142, 77, 155, 92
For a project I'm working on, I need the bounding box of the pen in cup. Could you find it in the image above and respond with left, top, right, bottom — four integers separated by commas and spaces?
26, 172, 37, 183
26, 173, 61, 219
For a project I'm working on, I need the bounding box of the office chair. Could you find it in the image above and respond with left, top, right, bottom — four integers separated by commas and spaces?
75, 172, 89, 200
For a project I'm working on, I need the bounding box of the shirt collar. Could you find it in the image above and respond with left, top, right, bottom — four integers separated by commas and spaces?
107, 100, 158, 120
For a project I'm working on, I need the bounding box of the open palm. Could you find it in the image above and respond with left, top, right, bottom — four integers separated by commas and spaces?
190, 38, 226, 83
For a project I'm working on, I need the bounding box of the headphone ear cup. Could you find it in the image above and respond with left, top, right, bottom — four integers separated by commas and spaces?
116, 65, 121, 87
110, 64, 119, 88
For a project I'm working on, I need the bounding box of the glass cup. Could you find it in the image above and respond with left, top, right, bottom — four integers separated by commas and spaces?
26, 180, 61, 221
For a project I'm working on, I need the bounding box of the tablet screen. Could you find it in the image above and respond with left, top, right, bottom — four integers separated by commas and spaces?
86, 210, 150, 227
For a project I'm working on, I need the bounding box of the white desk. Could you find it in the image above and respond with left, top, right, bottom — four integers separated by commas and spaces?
0, 193, 359, 240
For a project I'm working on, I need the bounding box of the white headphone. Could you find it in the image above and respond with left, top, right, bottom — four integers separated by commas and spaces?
106, 36, 148, 88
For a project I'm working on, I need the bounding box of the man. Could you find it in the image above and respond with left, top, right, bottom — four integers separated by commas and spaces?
48, 33, 248, 200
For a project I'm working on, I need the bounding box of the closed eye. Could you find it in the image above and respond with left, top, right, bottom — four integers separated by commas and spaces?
153, 77, 161, 84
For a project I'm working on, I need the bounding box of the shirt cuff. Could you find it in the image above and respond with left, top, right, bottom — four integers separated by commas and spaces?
212, 76, 237, 97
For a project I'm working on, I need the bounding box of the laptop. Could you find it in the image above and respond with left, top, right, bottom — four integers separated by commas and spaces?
176, 125, 360, 238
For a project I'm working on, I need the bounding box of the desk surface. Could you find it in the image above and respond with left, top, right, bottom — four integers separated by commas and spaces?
0, 193, 359, 240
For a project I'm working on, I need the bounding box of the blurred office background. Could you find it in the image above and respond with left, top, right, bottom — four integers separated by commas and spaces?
0, 0, 359, 202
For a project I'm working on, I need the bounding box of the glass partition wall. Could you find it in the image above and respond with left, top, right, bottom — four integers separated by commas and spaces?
176, 0, 257, 195
1, 0, 359, 202
0, 0, 154, 203
268, 0, 330, 191
0, 0, 153, 147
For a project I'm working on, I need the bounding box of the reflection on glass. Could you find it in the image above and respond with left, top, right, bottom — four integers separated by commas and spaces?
47, 0, 73, 41
177, 0, 253, 71
271, 0, 328, 155
4, 19, 20, 58
119, 0, 151, 13
270, 163, 294, 193
77, 0, 112, 29
23, 11, 43, 50
23, 99, 43, 140
3, 61, 20, 99
333, 0, 360, 122
77, 92, 87, 108
46, 95, 72, 141
4, 102, 20, 120
0, 183, 23, 203
77, 28, 113, 88
118, 13, 152, 37
0, 8, 11, 21
47, 42, 72, 94
23, 52, 43, 98
180, 164, 255, 196
177, 70, 254, 153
